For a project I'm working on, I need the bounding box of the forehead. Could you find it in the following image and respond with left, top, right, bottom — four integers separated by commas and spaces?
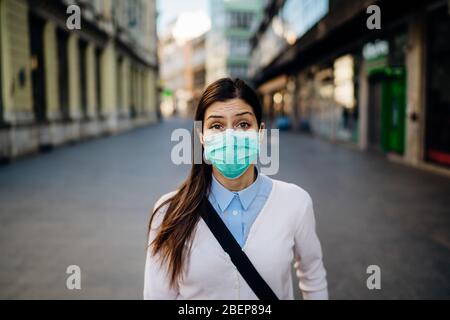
205, 98, 254, 117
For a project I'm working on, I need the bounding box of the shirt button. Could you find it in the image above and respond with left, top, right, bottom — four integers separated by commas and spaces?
232, 210, 238, 216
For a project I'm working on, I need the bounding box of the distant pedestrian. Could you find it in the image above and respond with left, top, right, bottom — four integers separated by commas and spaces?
144, 78, 328, 300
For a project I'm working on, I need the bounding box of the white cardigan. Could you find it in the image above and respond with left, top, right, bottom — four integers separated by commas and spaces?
144, 177, 328, 300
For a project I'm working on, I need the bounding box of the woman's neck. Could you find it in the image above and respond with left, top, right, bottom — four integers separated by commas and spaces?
212, 165, 256, 192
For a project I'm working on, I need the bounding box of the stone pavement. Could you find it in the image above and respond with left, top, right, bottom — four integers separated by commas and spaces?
0, 118, 449, 299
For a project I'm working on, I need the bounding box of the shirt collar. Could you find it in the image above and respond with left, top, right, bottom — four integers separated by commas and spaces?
210, 168, 262, 212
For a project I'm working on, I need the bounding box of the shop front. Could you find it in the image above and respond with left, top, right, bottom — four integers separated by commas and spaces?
257, 75, 295, 130
363, 30, 408, 155
425, 7, 450, 168
367, 67, 406, 154
296, 54, 359, 144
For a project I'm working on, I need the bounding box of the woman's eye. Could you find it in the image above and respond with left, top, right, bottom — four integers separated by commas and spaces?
210, 124, 222, 130
237, 122, 250, 129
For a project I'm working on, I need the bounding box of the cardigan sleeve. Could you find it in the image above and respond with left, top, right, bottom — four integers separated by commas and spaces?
293, 193, 329, 300
143, 195, 179, 300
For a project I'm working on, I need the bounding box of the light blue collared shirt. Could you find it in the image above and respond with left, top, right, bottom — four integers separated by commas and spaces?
208, 169, 273, 248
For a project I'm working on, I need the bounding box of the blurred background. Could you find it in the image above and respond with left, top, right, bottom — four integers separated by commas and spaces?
0, 0, 449, 299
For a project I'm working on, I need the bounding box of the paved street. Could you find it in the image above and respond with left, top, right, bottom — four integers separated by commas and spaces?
0, 118, 449, 299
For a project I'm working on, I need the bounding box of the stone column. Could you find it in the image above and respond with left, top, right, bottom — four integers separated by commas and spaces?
404, 14, 426, 165
358, 60, 369, 150
100, 41, 117, 131
43, 21, 59, 121
68, 34, 81, 120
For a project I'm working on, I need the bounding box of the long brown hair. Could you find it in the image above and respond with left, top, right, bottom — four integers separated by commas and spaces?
147, 78, 263, 288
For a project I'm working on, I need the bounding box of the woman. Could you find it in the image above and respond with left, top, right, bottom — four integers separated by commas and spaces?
144, 78, 328, 300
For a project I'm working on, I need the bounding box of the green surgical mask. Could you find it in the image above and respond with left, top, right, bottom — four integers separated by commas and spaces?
204, 129, 259, 180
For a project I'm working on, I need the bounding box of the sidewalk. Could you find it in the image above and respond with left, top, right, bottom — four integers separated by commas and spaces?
0, 118, 449, 299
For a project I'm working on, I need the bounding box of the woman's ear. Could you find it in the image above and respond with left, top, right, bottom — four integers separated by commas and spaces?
259, 122, 266, 131
196, 127, 204, 145
258, 122, 266, 143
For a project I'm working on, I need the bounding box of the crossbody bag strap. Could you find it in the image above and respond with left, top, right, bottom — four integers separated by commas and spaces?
200, 198, 279, 300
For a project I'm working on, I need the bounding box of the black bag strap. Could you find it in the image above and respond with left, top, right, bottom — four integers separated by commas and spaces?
200, 198, 279, 300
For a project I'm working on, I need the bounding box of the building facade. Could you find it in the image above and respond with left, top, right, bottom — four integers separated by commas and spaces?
206, 0, 266, 84
158, 22, 206, 118
251, 0, 450, 175
191, 34, 207, 113
0, 0, 159, 161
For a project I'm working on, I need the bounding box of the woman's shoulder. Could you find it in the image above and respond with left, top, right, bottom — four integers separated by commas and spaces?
266, 177, 315, 229
267, 176, 313, 205
154, 190, 179, 211
149, 190, 179, 230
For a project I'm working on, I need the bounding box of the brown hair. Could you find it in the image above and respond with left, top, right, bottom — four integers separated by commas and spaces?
147, 78, 263, 288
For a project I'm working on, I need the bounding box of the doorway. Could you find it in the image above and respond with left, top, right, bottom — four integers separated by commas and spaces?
0, 0, 3, 123
368, 67, 406, 154
79, 40, 88, 119
57, 29, 69, 120
425, 8, 450, 167
368, 79, 382, 150
29, 13, 47, 123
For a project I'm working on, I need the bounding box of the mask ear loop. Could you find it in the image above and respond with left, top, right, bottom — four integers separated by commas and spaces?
255, 125, 264, 170
257, 125, 265, 146
196, 126, 205, 145
195, 126, 210, 165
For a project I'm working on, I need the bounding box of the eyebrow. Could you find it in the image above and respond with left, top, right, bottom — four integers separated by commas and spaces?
206, 111, 254, 120
235, 111, 254, 117
206, 114, 224, 120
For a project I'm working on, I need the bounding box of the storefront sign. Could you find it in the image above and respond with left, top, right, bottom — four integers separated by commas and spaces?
363, 40, 389, 60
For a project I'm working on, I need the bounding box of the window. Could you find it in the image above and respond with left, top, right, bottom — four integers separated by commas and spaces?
226, 11, 254, 30
128, 0, 141, 28
282, 0, 329, 38
228, 64, 248, 79
194, 69, 206, 89
229, 38, 250, 56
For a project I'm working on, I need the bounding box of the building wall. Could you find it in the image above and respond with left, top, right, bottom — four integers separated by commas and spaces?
159, 23, 206, 118
85, 43, 97, 119
43, 21, 60, 120
1, 0, 33, 123
68, 34, 81, 120
251, 0, 450, 176
0, 0, 159, 161
206, 0, 264, 84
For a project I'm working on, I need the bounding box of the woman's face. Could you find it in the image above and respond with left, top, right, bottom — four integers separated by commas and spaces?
202, 98, 261, 136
